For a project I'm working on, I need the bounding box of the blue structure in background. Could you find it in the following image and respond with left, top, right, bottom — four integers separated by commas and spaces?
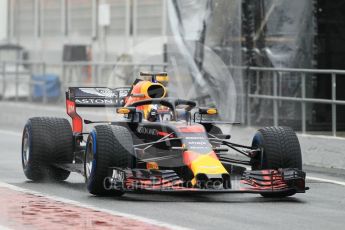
32, 74, 61, 101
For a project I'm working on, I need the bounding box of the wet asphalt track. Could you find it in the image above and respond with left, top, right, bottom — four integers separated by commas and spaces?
1, 130, 345, 230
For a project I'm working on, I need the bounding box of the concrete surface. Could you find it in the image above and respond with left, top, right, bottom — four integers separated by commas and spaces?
0, 129, 345, 230
1, 101, 345, 229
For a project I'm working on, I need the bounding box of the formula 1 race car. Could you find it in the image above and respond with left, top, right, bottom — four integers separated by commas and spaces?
21, 72, 307, 198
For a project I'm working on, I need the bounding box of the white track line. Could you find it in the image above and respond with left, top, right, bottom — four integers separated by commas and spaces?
0, 182, 190, 230
307, 176, 345, 187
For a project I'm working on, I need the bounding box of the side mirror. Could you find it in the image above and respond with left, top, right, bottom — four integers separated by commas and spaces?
116, 107, 136, 114
116, 107, 143, 123
193, 107, 218, 123
198, 107, 218, 115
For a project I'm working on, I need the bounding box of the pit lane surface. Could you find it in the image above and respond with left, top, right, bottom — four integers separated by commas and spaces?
1, 129, 345, 230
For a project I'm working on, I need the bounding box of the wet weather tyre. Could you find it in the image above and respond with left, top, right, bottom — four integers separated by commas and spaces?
251, 126, 302, 197
21, 117, 73, 181
85, 125, 133, 196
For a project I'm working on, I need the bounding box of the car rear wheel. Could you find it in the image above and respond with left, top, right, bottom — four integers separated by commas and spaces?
85, 125, 134, 196
251, 126, 302, 197
21, 117, 73, 181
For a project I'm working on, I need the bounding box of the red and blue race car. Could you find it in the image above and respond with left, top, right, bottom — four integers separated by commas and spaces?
21, 72, 307, 197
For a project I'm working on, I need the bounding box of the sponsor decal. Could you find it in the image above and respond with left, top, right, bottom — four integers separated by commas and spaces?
181, 132, 212, 153
137, 126, 159, 136
79, 88, 117, 97
104, 169, 125, 191
112, 169, 125, 181
136, 127, 172, 137
177, 125, 205, 133
67, 103, 75, 114
146, 162, 159, 170
187, 141, 208, 145
118, 89, 129, 97
188, 146, 210, 150
75, 98, 116, 105
185, 136, 206, 140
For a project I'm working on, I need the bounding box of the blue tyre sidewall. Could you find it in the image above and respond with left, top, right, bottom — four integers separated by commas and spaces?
251, 132, 265, 169
252, 132, 263, 148
86, 130, 97, 192
22, 122, 33, 171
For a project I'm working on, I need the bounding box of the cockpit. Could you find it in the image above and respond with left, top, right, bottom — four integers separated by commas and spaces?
119, 98, 196, 124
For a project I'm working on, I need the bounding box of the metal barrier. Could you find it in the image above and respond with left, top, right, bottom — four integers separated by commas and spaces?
241, 66, 345, 136
1, 61, 345, 136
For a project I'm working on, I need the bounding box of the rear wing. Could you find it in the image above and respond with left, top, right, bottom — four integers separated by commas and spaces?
66, 87, 131, 107
66, 87, 131, 133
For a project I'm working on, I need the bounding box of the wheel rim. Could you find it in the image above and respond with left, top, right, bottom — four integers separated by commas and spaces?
85, 142, 94, 180
22, 131, 30, 168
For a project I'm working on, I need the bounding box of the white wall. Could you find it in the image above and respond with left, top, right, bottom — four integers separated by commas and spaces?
0, 0, 8, 41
